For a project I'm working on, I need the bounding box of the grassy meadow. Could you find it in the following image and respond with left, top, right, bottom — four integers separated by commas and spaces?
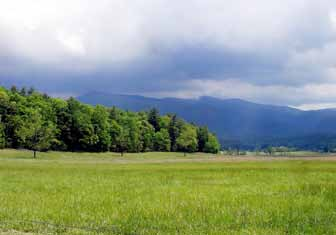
1, 150, 336, 234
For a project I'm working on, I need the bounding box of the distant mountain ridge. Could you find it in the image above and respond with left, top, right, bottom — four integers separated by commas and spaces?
78, 92, 336, 150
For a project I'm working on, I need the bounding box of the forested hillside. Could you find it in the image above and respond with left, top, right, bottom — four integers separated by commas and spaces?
79, 92, 336, 151
0, 86, 220, 156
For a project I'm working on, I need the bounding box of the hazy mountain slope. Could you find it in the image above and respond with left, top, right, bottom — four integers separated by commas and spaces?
78, 92, 336, 149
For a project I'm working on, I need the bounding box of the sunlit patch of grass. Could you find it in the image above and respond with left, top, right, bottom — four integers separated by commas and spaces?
0, 150, 336, 234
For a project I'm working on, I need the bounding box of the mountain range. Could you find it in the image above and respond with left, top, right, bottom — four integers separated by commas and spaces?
78, 92, 336, 150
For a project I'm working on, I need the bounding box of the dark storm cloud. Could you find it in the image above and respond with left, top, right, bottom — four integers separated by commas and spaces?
1, 46, 284, 94
1, 0, 336, 109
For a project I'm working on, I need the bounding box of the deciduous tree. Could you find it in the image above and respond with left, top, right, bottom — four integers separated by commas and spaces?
204, 133, 220, 154
177, 125, 198, 156
153, 129, 171, 151
17, 111, 56, 158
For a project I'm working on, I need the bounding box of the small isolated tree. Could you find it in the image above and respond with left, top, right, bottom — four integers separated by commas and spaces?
176, 125, 197, 156
17, 111, 56, 158
204, 133, 221, 154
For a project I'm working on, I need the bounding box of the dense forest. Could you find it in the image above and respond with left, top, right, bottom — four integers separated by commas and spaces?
0, 86, 220, 157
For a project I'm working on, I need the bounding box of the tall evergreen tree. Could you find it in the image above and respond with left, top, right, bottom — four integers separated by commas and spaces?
19, 87, 27, 96
168, 114, 182, 152
148, 108, 160, 132
197, 126, 209, 152
10, 86, 18, 93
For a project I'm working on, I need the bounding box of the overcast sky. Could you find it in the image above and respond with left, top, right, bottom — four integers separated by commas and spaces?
1, 0, 336, 109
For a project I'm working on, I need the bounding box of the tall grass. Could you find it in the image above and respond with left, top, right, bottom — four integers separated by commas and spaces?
0, 150, 335, 234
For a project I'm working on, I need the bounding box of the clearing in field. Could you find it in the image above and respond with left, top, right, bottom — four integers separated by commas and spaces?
1, 150, 336, 234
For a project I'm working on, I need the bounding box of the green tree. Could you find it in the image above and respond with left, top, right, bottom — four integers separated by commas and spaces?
19, 87, 27, 96
168, 114, 183, 151
0, 89, 9, 114
109, 106, 121, 121
139, 120, 155, 151
10, 86, 18, 94
66, 98, 97, 151
197, 126, 209, 152
148, 108, 160, 132
109, 120, 122, 152
153, 129, 171, 151
17, 111, 56, 158
92, 105, 111, 152
116, 126, 128, 156
0, 119, 5, 149
159, 115, 170, 130
0, 90, 9, 148
204, 133, 220, 153
120, 113, 142, 152
51, 98, 68, 150
176, 125, 198, 156
27, 87, 35, 95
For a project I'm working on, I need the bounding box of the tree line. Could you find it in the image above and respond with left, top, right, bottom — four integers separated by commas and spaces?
0, 86, 220, 157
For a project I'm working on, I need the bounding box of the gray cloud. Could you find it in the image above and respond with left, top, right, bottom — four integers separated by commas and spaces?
1, 0, 336, 108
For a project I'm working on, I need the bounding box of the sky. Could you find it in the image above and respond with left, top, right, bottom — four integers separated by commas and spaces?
1, 0, 336, 110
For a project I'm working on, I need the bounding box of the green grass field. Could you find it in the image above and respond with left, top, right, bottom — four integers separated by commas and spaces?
1, 150, 336, 234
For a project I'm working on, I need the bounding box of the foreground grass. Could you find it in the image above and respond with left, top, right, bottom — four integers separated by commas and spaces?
0, 150, 336, 234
